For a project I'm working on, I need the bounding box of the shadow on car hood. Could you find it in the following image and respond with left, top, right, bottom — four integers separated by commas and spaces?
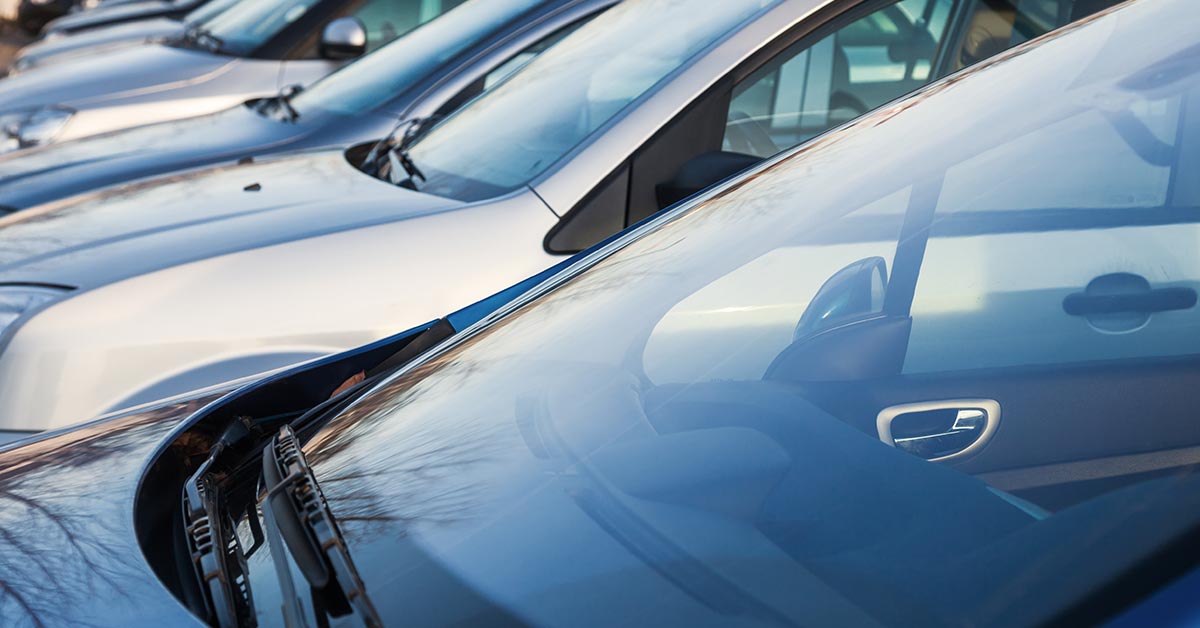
0, 148, 464, 288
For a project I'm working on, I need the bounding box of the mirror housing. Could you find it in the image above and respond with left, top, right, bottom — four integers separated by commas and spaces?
794, 257, 888, 340
320, 17, 367, 60
656, 151, 761, 211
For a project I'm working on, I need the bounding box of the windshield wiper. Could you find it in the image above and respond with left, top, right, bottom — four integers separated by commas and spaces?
182, 25, 224, 53
261, 424, 383, 627
361, 115, 430, 187
256, 84, 303, 122
181, 417, 266, 627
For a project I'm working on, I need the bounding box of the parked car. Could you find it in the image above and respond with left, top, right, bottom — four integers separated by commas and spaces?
0, 0, 615, 209
0, 0, 469, 152
0, 0, 1119, 433
33, 0, 216, 38
1, 2, 1198, 625
7, 0, 239, 75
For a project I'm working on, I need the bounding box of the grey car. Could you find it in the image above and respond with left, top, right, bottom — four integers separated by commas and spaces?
0, 0, 1119, 432
0, 0, 469, 152
7, 0, 238, 74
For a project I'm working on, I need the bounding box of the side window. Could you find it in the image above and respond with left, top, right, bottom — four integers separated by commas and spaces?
904, 84, 1200, 373
724, 0, 954, 157
352, 0, 467, 53
947, 0, 1122, 72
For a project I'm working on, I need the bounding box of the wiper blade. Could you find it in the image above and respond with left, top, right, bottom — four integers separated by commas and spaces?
182, 417, 265, 627
258, 83, 303, 122
361, 115, 431, 186
261, 424, 383, 627
183, 25, 224, 52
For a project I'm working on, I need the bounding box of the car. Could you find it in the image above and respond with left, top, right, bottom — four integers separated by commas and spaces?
1, 1, 1198, 625
0, 0, 470, 152
0, 0, 616, 209
6, 0, 239, 75
34, 0, 217, 38
0, 0, 1118, 434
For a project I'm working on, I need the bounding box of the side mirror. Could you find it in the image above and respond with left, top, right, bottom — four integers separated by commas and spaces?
655, 151, 762, 211
320, 17, 366, 60
794, 257, 888, 340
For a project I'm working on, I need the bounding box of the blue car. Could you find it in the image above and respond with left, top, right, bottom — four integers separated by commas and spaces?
1, 0, 1198, 625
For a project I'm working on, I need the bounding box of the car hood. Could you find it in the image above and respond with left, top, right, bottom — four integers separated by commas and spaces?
45, 0, 185, 33
13, 17, 184, 73
0, 148, 464, 288
0, 391, 222, 627
0, 44, 231, 112
0, 104, 395, 210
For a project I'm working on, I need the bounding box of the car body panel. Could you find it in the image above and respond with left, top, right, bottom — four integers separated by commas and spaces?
11, 16, 184, 74
0, 43, 337, 142
0, 393, 217, 627
44, 0, 196, 33
0, 104, 397, 208
0, 148, 562, 429
0, 149, 461, 288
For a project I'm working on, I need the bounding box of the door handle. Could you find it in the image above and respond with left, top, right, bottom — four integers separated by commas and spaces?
876, 399, 1000, 462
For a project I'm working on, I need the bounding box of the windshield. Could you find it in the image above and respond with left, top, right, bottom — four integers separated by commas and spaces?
290, 0, 545, 117
400, 0, 783, 202
295, 2, 1200, 626
194, 0, 450, 57
182, 0, 239, 26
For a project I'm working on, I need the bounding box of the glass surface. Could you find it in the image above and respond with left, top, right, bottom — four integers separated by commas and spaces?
723, 0, 1114, 157
295, 2, 1200, 626
401, 0, 782, 202
198, 0, 455, 57
291, 0, 545, 117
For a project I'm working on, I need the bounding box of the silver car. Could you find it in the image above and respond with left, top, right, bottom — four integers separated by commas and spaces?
7, 0, 238, 74
0, 0, 1118, 435
0, 0, 468, 152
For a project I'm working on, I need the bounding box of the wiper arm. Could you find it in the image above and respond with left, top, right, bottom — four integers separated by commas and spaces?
181, 417, 265, 627
182, 25, 224, 53
257, 84, 303, 122
361, 115, 432, 186
261, 424, 383, 627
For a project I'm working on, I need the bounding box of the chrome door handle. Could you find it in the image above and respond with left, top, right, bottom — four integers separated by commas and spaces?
877, 400, 1000, 462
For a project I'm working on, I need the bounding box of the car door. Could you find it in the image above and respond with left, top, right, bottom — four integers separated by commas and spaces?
545, 0, 1124, 253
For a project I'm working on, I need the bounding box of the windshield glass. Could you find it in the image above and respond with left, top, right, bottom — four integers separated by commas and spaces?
301, 2, 1200, 626
291, 0, 545, 117
182, 0, 239, 25
196, 0, 447, 57
401, 0, 783, 202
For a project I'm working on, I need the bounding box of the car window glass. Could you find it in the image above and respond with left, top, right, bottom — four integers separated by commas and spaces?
482, 17, 588, 90
351, 0, 467, 53
404, 0, 785, 202
905, 86, 1200, 373
291, 0, 543, 116
724, 0, 954, 157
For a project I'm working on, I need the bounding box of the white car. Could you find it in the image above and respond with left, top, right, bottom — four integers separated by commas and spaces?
0, 0, 1116, 436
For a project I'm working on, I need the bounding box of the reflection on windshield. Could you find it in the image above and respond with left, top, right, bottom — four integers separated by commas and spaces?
303, 3, 1200, 626
404, 0, 783, 202
292, 0, 543, 117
